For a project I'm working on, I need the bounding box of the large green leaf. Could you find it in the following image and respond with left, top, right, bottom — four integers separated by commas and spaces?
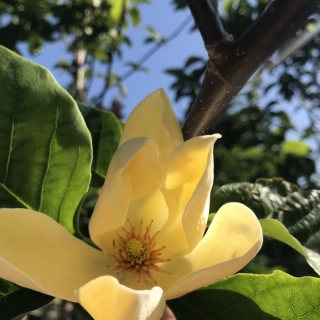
168, 271, 320, 319
211, 178, 299, 218
0, 45, 92, 315
79, 104, 122, 188
211, 178, 320, 274
0, 279, 53, 320
0, 45, 92, 233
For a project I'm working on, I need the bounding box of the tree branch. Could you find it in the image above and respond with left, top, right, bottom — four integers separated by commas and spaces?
182, 0, 320, 140
185, 0, 229, 47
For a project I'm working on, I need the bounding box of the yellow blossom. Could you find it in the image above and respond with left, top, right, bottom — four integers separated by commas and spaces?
0, 89, 263, 320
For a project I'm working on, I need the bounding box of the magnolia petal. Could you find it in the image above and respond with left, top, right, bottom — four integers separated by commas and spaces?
119, 89, 183, 168
77, 276, 166, 320
90, 137, 163, 248
157, 203, 263, 299
0, 256, 45, 293
97, 190, 169, 256
126, 190, 168, 229
160, 134, 220, 259
165, 243, 261, 300
0, 209, 111, 302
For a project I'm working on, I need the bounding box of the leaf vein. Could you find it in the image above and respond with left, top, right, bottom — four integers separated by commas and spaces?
58, 144, 81, 224
0, 183, 32, 210
39, 105, 58, 212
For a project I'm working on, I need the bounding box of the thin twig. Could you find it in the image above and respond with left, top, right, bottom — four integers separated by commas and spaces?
93, 0, 126, 105
94, 52, 114, 104
265, 19, 320, 70
85, 56, 96, 96
119, 15, 192, 82
93, 14, 192, 106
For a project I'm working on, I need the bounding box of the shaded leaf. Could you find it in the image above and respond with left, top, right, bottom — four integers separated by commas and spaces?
129, 7, 141, 27
185, 56, 205, 67
211, 178, 301, 220
0, 279, 53, 320
78, 104, 122, 187
211, 178, 320, 273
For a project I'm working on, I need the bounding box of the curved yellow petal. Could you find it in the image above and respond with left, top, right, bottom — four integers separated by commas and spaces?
126, 190, 168, 229
0, 209, 111, 302
119, 89, 183, 168
77, 276, 166, 320
160, 134, 220, 259
90, 137, 163, 248
165, 243, 261, 300
156, 203, 263, 299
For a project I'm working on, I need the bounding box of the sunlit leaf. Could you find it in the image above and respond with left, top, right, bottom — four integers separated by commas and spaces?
107, 0, 129, 23
169, 271, 320, 319
0, 46, 92, 314
260, 218, 305, 256
281, 140, 311, 157
0, 45, 92, 233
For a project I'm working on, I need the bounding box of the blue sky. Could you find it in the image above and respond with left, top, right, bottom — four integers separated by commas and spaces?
18, 0, 206, 120
15, 0, 317, 167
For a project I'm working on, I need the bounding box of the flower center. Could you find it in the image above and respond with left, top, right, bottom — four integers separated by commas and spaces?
124, 239, 148, 263
106, 220, 170, 284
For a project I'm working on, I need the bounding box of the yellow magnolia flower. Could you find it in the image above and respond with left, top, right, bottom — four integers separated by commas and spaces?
0, 89, 262, 320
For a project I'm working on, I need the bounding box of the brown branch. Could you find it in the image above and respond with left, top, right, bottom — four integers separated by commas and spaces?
182, 0, 320, 140
185, 0, 229, 48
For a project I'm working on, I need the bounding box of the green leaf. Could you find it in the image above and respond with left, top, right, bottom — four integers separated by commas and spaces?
107, 0, 128, 24
185, 56, 205, 67
133, 0, 151, 4
0, 45, 92, 315
78, 104, 122, 188
168, 271, 320, 319
207, 213, 215, 226
0, 45, 92, 233
0, 279, 53, 320
129, 7, 141, 27
211, 178, 298, 218
281, 140, 311, 157
260, 218, 305, 256
211, 178, 320, 274
144, 26, 160, 40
